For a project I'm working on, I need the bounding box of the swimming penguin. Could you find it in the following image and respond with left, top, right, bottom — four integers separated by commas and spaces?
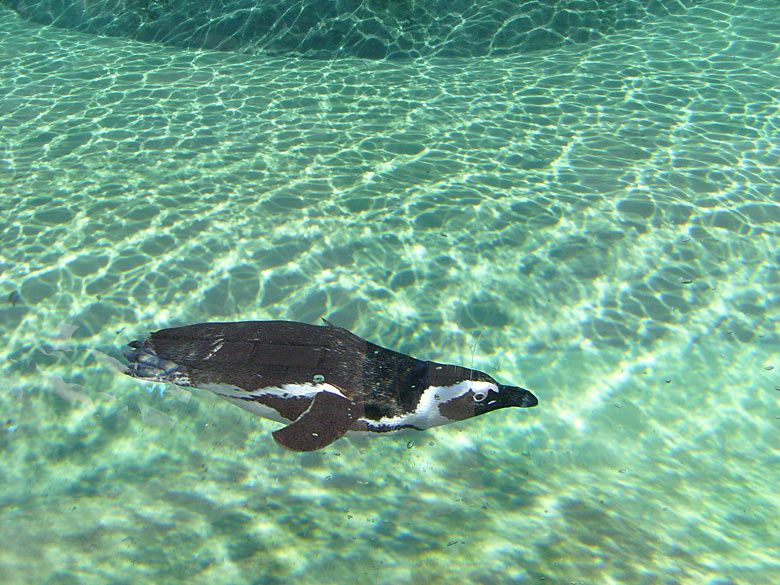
122, 320, 538, 451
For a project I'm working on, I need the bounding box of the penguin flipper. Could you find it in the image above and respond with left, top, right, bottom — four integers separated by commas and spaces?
272, 391, 362, 452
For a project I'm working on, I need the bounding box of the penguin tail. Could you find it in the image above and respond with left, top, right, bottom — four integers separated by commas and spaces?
123, 339, 192, 386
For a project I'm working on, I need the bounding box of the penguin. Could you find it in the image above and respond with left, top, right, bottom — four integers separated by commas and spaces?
122, 320, 538, 451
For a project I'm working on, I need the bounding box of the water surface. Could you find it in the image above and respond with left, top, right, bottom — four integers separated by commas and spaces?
1, 1, 779, 584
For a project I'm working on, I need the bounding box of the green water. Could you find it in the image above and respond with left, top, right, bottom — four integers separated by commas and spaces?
0, 0, 703, 58
1, 1, 779, 584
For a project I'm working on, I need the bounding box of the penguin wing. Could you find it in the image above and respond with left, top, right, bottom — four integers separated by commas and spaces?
137, 320, 369, 396
272, 390, 364, 451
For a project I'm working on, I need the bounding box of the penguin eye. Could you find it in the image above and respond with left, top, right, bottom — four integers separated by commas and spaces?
473, 391, 487, 402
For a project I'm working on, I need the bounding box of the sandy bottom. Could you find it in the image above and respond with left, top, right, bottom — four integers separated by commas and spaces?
1, 1, 779, 583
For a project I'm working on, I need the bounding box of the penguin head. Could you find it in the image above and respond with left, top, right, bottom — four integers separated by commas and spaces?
482, 383, 538, 412
434, 377, 538, 422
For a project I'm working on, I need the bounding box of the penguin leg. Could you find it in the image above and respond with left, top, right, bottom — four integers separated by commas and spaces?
123, 341, 190, 385
272, 391, 363, 452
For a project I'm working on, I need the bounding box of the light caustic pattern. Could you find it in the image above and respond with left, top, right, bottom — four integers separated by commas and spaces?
1, 0, 702, 58
0, 2, 779, 585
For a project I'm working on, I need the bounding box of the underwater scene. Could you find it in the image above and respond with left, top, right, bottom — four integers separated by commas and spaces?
0, 0, 778, 583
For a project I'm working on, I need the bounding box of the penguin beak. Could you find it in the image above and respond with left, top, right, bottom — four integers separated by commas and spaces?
501, 385, 538, 408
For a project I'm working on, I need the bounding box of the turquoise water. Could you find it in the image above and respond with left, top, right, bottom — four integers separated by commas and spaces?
1, 1, 779, 583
